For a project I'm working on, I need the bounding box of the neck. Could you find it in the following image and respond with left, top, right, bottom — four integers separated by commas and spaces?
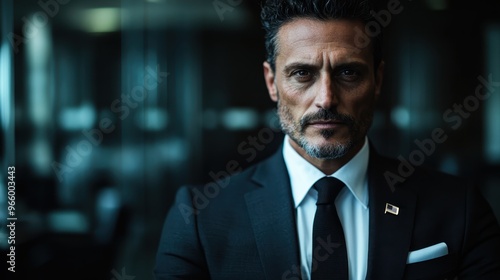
288, 137, 364, 175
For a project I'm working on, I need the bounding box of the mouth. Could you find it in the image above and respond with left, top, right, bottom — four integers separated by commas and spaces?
307, 120, 346, 128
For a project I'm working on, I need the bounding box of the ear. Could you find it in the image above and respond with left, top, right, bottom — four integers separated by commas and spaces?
374, 60, 385, 101
263, 61, 278, 102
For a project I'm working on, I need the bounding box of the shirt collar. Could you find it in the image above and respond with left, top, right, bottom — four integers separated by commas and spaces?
283, 135, 370, 209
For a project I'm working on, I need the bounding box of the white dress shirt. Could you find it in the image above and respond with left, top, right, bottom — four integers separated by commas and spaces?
282, 135, 370, 280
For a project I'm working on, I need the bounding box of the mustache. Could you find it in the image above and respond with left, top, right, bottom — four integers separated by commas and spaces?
300, 109, 355, 128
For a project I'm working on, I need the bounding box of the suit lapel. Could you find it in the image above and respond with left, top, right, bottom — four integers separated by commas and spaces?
245, 150, 302, 280
366, 150, 417, 279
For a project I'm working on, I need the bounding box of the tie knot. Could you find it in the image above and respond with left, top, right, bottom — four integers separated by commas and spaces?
314, 177, 345, 205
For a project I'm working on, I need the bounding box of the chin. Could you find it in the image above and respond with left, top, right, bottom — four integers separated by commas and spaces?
299, 135, 354, 160
310, 131, 349, 146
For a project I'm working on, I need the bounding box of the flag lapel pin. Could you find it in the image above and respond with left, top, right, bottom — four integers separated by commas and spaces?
385, 203, 400, 215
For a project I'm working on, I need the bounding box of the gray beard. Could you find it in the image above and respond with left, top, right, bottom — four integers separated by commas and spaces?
295, 133, 353, 159
277, 102, 361, 160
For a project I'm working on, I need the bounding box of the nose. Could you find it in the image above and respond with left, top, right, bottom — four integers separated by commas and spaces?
314, 74, 338, 110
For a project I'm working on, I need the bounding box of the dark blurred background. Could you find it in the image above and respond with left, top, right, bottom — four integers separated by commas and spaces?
1, 0, 500, 279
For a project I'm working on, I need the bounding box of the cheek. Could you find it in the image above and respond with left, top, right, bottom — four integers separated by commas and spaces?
278, 85, 314, 115
351, 97, 376, 123
280, 82, 305, 100
340, 84, 377, 116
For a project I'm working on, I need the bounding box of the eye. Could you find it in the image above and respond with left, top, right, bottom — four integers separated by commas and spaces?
292, 69, 310, 76
291, 69, 312, 82
337, 69, 360, 82
341, 69, 357, 76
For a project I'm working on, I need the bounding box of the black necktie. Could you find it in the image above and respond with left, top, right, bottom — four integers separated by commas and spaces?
311, 177, 348, 280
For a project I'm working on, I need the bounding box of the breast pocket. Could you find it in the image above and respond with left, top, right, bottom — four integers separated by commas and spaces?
403, 254, 458, 280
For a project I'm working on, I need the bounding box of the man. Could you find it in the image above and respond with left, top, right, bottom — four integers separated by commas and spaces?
154, 0, 500, 279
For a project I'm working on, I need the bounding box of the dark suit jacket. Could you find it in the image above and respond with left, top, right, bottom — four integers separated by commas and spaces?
154, 148, 500, 280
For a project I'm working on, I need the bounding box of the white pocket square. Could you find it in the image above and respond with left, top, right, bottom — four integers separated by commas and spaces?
406, 242, 448, 264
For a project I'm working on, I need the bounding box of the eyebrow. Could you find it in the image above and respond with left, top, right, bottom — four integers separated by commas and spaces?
282, 61, 369, 75
282, 62, 318, 75
333, 61, 370, 73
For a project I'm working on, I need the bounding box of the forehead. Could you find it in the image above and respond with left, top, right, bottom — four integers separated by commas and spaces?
276, 18, 373, 64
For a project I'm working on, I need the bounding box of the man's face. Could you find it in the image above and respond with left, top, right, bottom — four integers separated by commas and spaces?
263, 18, 384, 161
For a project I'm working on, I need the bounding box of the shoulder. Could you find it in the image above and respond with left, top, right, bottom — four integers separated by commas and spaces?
369, 152, 474, 196
184, 150, 283, 204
